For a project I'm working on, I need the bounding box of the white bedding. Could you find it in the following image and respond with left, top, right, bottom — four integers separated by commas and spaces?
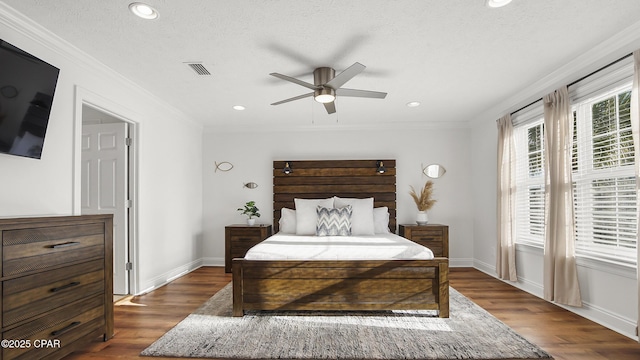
244, 232, 434, 261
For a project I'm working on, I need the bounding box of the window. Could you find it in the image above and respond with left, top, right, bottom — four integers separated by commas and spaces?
512, 57, 637, 265
572, 86, 637, 264
514, 117, 546, 246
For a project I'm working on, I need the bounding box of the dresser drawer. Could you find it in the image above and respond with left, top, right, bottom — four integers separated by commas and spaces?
231, 237, 261, 251
2, 294, 105, 360
3, 259, 105, 327
408, 228, 443, 240
229, 227, 264, 237
230, 235, 262, 245
2, 223, 105, 277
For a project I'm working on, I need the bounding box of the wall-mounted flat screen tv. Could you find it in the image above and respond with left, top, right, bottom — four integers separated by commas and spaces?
0, 39, 60, 159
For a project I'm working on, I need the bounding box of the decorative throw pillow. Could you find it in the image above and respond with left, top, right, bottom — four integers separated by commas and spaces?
278, 208, 296, 234
373, 206, 391, 234
333, 197, 375, 235
316, 205, 352, 236
294, 198, 334, 235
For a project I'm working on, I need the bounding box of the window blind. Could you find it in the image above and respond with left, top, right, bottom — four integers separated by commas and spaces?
571, 84, 637, 265
514, 118, 546, 246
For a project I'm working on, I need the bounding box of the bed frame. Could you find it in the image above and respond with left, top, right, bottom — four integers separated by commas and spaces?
232, 160, 449, 317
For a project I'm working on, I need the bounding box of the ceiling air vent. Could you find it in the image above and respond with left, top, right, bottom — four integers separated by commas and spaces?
185, 62, 211, 76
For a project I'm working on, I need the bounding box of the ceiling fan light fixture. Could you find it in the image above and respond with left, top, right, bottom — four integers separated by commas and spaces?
485, 0, 512, 8
314, 88, 336, 104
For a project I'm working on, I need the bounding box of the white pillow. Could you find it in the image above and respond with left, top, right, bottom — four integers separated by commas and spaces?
333, 197, 375, 235
278, 208, 296, 234
294, 198, 334, 235
373, 207, 391, 234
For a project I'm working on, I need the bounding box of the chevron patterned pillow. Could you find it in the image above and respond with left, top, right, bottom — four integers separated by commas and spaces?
316, 205, 352, 236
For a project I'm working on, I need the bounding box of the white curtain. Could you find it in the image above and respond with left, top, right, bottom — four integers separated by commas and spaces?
543, 86, 582, 307
630, 50, 640, 342
496, 114, 517, 281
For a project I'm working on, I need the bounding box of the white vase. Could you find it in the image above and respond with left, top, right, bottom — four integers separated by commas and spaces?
247, 218, 256, 226
416, 211, 429, 225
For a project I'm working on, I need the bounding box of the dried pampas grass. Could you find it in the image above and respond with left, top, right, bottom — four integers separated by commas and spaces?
409, 180, 436, 211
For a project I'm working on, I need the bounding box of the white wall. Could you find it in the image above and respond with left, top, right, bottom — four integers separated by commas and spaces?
202, 124, 474, 267
0, 4, 204, 295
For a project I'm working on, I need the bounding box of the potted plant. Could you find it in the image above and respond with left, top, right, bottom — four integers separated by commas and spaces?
237, 200, 260, 225
409, 181, 436, 225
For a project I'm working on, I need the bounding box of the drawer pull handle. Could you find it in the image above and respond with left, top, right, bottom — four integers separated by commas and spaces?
51, 321, 81, 336
50, 241, 80, 249
51, 281, 81, 293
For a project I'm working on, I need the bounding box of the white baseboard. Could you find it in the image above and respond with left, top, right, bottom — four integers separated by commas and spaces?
473, 258, 495, 275
557, 298, 638, 342
136, 258, 203, 296
450, 257, 474, 267
201, 257, 224, 267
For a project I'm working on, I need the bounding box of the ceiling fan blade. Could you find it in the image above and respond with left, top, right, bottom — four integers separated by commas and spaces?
323, 101, 336, 114
270, 73, 318, 90
325, 62, 366, 89
271, 92, 314, 106
336, 88, 387, 99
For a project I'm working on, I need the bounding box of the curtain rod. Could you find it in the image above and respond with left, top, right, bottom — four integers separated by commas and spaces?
508, 52, 633, 117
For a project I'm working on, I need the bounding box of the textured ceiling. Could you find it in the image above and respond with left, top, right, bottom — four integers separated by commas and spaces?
3, 0, 640, 129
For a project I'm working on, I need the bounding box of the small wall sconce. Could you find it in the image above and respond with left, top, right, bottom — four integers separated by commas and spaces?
283, 162, 293, 174
376, 161, 386, 174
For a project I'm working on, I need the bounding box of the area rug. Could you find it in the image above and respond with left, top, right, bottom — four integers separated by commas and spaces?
141, 284, 553, 359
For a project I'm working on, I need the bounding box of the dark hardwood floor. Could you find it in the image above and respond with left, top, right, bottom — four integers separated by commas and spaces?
65, 266, 640, 360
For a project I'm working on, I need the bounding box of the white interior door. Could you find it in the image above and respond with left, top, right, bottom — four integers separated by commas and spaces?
81, 122, 129, 295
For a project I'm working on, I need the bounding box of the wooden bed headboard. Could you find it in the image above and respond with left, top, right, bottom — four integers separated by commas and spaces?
273, 159, 396, 233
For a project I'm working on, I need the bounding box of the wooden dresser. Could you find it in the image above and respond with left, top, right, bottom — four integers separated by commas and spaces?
399, 224, 449, 258
225, 224, 272, 273
0, 214, 114, 360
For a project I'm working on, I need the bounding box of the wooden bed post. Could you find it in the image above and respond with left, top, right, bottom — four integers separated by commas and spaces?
232, 258, 244, 317
438, 260, 449, 318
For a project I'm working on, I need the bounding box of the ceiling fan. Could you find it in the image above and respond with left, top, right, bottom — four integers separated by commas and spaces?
269, 62, 387, 114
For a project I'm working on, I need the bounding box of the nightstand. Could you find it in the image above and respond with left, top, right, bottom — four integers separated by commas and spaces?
225, 224, 272, 272
399, 224, 449, 258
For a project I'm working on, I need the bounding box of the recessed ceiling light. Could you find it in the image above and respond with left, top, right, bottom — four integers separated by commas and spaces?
485, 0, 512, 8
233, 105, 246, 111
129, 2, 159, 20
406, 101, 421, 107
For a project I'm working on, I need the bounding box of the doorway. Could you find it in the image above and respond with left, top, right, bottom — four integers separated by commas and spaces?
81, 104, 134, 295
